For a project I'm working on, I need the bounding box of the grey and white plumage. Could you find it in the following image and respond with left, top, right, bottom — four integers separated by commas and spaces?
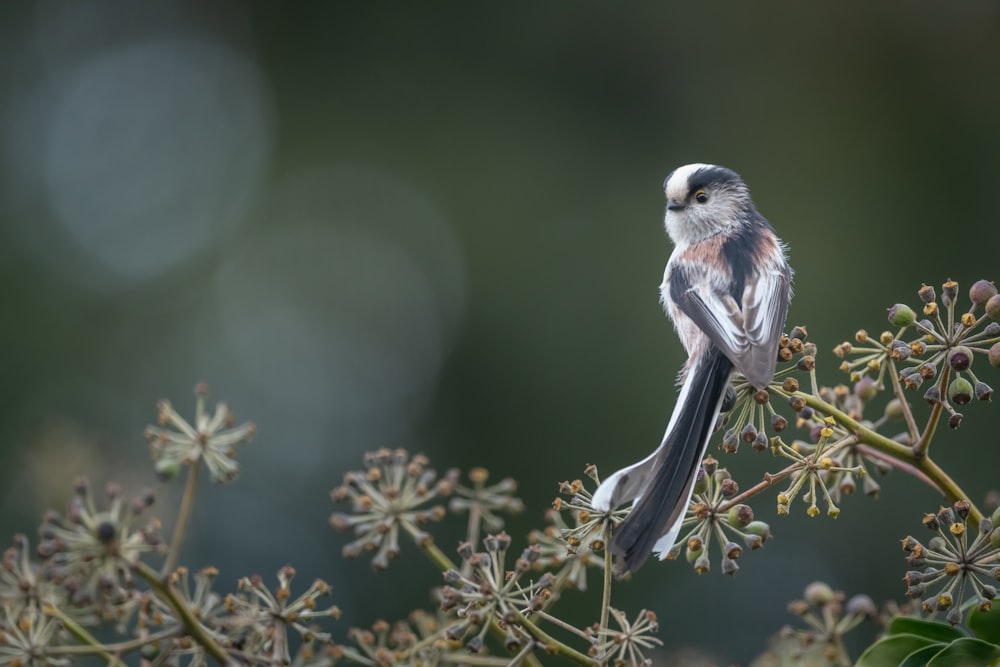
592, 163, 792, 575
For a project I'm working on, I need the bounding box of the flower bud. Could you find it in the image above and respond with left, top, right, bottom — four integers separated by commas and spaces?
949, 378, 974, 406
854, 376, 878, 401
918, 284, 936, 304
855, 475, 878, 500
727, 504, 754, 527
924, 385, 942, 405
722, 428, 739, 454
745, 521, 772, 541
988, 294, 1000, 321
942, 279, 959, 306
987, 322, 1000, 337
949, 412, 964, 429
753, 431, 768, 452
846, 594, 877, 617
770, 414, 788, 433
720, 478, 739, 498
740, 423, 758, 443
804, 581, 835, 605
884, 398, 905, 421
702, 455, 718, 477
887, 303, 916, 327
693, 467, 709, 494
948, 346, 973, 371
976, 382, 993, 402
990, 343, 1000, 369
970, 280, 998, 308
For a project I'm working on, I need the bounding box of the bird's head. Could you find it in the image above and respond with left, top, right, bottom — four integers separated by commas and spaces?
662, 163, 754, 246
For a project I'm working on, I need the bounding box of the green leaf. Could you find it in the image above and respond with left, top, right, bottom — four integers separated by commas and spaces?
899, 644, 948, 667
855, 634, 940, 667
925, 637, 1000, 666
887, 617, 967, 644
970, 605, 1000, 644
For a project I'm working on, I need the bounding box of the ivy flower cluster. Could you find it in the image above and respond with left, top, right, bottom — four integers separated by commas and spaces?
779, 581, 875, 667
528, 465, 625, 591
330, 449, 458, 570
902, 500, 1000, 625
145, 383, 256, 483
663, 456, 772, 576
440, 533, 551, 654
835, 279, 1000, 432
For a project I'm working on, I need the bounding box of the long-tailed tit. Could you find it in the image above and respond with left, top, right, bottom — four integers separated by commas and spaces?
593, 163, 792, 575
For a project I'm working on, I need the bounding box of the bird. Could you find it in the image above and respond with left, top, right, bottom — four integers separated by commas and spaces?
592, 163, 792, 575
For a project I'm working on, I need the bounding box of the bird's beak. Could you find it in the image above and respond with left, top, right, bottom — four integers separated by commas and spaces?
666, 200, 685, 211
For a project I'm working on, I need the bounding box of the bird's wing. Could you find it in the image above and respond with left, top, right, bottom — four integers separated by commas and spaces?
671, 266, 790, 389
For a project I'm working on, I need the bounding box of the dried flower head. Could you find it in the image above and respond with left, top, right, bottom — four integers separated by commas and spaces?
591, 608, 663, 667
330, 449, 458, 570
145, 383, 256, 483
439, 533, 551, 653
449, 467, 525, 534
780, 582, 875, 667
38, 480, 162, 608
224, 566, 340, 663
528, 465, 625, 590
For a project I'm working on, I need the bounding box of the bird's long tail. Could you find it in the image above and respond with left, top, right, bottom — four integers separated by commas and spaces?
593, 347, 733, 575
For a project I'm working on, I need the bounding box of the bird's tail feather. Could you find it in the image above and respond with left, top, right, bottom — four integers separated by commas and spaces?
610, 347, 733, 575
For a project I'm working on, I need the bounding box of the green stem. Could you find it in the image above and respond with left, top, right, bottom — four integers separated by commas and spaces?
886, 358, 921, 443
510, 609, 596, 665
789, 389, 982, 525
599, 525, 612, 633
914, 365, 951, 459
164, 461, 201, 576
44, 605, 127, 667
49, 628, 179, 655
135, 560, 231, 665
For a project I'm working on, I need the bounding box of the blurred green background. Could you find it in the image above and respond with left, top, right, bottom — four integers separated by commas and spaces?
1, 2, 999, 663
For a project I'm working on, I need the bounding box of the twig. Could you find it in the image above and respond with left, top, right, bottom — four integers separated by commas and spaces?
163, 461, 201, 576
134, 560, 232, 665
43, 604, 127, 667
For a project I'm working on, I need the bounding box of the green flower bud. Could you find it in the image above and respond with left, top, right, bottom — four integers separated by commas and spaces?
745, 521, 772, 541
727, 504, 754, 527
884, 398, 905, 421
887, 303, 916, 327
949, 377, 973, 405
987, 294, 1000, 321
155, 459, 181, 481
991, 527, 1000, 550
693, 467, 709, 494
970, 280, 998, 308
948, 346, 973, 371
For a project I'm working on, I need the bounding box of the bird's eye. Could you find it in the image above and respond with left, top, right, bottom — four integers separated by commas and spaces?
694, 189, 709, 204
